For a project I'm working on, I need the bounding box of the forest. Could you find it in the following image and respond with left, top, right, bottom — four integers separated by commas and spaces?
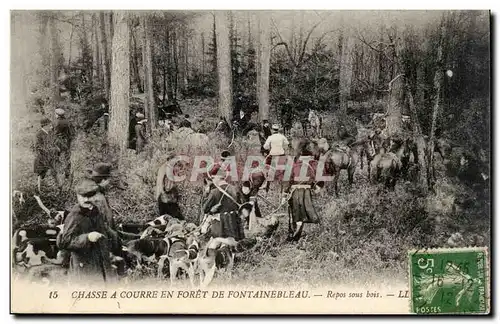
10, 10, 490, 285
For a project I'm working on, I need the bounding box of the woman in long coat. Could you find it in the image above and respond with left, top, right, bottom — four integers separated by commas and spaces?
283, 139, 324, 241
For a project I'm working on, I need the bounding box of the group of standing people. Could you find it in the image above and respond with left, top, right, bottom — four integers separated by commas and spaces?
130, 111, 193, 154
33, 108, 74, 192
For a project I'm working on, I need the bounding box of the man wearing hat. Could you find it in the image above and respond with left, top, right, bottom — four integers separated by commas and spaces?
87, 162, 115, 228
179, 114, 192, 129
54, 108, 74, 179
134, 112, 147, 154
33, 117, 58, 192
263, 124, 289, 161
57, 179, 120, 284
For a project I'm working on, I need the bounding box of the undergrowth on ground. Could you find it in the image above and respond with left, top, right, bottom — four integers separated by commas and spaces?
11, 98, 490, 284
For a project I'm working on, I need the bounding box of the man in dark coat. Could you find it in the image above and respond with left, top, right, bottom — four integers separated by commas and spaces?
54, 108, 74, 179
134, 113, 147, 154
57, 179, 120, 284
259, 120, 272, 156
283, 139, 324, 242
33, 118, 58, 192
86, 162, 115, 229
179, 114, 192, 129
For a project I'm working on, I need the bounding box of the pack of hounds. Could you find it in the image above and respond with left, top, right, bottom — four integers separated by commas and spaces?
12, 193, 273, 288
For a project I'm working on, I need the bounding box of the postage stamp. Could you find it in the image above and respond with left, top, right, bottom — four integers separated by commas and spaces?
408, 247, 490, 314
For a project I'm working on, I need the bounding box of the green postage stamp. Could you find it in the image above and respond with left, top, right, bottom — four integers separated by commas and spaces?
409, 247, 490, 314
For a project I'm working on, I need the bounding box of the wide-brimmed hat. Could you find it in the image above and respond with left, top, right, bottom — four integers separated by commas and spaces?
75, 179, 100, 196
220, 150, 231, 160
271, 124, 279, 131
55, 108, 65, 116
88, 162, 113, 178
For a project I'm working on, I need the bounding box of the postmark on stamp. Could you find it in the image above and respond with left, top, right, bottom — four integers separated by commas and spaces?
408, 247, 489, 314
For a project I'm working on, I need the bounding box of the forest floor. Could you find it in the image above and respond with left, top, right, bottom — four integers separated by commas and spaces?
11, 97, 490, 287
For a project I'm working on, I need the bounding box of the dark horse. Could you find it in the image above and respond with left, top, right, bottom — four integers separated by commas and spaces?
371, 136, 412, 189
309, 138, 359, 197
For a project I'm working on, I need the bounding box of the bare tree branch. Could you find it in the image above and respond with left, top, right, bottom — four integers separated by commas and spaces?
297, 20, 323, 67
271, 17, 296, 67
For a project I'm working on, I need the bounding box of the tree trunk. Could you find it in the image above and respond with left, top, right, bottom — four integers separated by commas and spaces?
109, 12, 114, 40
201, 32, 205, 82
165, 29, 174, 101
339, 35, 354, 113
131, 27, 143, 93
162, 65, 167, 104
258, 12, 271, 122
172, 28, 179, 100
406, 82, 429, 190
48, 14, 60, 111
215, 11, 233, 123
108, 11, 130, 155
377, 25, 385, 100
183, 32, 189, 92
92, 14, 101, 83
427, 22, 446, 190
99, 12, 110, 101
142, 16, 156, 129
255, 14, 261, 104
69, 22, 75, 68
386, 74, 404, 136
80, 12, 90, 83
385, 33, 404, 137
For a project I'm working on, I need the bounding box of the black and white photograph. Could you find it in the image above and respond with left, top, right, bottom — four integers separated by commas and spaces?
9, 8, 491, 314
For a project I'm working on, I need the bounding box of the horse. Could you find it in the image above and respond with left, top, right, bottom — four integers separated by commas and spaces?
308, 110, 322, 138
371, 136, 411, 189
355, 135, 385, 179
311, 138, 359, 197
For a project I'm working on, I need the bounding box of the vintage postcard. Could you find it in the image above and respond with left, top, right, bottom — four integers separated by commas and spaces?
10, 9, 491, 314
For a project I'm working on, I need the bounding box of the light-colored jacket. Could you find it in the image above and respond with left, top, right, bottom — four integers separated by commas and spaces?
263, 133, 289, 156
